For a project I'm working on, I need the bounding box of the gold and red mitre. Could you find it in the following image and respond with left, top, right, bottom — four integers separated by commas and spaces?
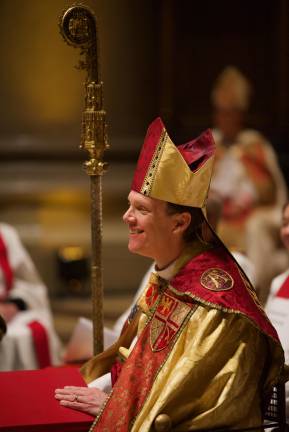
131, 117, 216, 208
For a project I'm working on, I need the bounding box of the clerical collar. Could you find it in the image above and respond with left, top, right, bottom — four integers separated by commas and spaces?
154, 260, 177, 281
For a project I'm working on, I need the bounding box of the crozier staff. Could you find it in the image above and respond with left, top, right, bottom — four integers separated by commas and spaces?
59, 5, 109, 354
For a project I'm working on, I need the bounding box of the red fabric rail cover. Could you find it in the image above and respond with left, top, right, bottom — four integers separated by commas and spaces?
0, 366, 94, 432
28, 320, 52, 368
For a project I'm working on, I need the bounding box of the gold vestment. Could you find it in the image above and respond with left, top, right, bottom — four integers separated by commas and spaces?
83, 243, 284, 431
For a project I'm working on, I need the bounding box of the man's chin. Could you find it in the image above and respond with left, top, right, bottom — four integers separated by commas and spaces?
127, 243, 151, 258
128, 243, 143, 255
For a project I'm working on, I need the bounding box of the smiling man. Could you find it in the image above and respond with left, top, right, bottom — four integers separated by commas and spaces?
55, 117, 285, 431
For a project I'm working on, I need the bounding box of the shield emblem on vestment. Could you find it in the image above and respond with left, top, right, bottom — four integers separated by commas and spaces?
150, 291, 192, 352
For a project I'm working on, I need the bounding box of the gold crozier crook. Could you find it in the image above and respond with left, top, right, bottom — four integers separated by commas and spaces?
59, 5, 109, 355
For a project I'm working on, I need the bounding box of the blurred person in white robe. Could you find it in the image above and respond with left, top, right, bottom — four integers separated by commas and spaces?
210, 66, 288, 303
0, 223, 62, 370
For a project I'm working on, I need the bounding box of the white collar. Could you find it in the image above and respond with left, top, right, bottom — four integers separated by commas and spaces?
154, 259, 180, 281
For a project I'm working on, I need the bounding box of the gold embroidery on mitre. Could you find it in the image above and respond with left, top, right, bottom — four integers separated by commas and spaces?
150, 292, 192, 352
200, 268, 234, 291
141, 130, 167, 196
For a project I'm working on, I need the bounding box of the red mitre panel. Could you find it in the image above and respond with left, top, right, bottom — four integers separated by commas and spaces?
178, 129, 215, 169
131, 117, 164, 193
170, 246, 280, 343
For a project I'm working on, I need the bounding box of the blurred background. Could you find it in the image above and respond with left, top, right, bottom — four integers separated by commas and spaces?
0, 0, 288, 343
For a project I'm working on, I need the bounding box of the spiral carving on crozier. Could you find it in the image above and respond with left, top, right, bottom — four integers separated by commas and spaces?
59, 5, 96, 48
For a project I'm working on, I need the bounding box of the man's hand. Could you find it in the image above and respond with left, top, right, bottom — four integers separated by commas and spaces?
0, 302, 19, 323
55, 386, 108, 416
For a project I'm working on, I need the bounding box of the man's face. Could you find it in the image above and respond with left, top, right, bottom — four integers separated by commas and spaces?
281, 204, 289, 250
123, 191, 179, 262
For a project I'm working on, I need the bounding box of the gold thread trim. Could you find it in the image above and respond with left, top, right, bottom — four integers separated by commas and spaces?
237, 267, 270, 320
140, 130, 167, 196
88, 390, 111, 431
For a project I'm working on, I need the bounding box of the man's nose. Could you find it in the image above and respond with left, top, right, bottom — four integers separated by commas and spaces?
123, 207, 133, 223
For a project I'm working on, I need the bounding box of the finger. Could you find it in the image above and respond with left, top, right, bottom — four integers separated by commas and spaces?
55, 393, 78, 402
55, 387, 86, 394
64, 386, 84, 390
59, 399, 88, 410
60, 388, 91, 397
55, 389, 75, 396
60, 400, 79, 408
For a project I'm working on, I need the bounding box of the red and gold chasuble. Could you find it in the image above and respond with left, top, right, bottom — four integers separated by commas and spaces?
91, 245, 280, 432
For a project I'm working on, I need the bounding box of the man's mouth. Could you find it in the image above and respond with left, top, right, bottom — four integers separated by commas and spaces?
129, 229, 144, 234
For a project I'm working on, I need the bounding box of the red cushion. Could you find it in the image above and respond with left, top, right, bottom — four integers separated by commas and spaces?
0, 366, 94, 432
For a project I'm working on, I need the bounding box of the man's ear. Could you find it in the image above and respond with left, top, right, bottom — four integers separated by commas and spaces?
173, 212, 191, 234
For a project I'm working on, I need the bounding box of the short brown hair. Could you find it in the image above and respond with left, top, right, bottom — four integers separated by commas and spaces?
166, 202, 205, 243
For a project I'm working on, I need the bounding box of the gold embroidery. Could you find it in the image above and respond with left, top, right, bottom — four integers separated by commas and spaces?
150, 319, 165, 347
150, 291, 192, 352
201, 268, 234, 291
158, 295, 174, 315
145, 284, 159, 308
170, 301, 192, 324
238, 268, 268, 318
141, 130, 167, 196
